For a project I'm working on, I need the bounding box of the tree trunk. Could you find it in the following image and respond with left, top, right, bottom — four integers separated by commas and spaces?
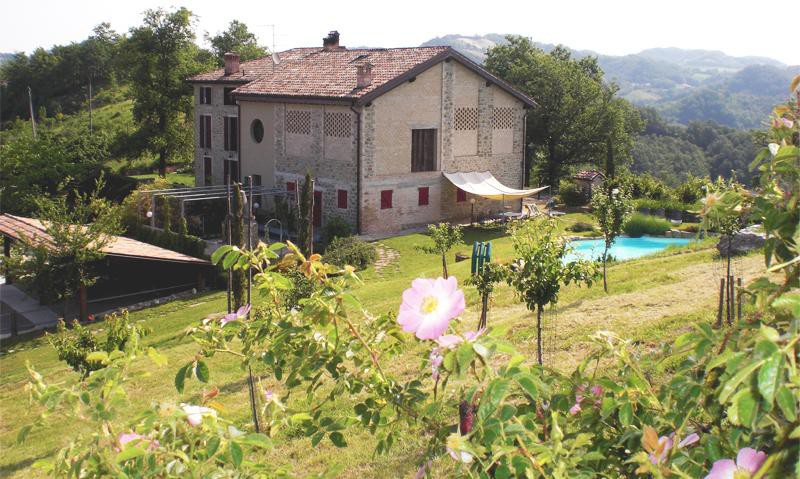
158, 148, 167, 178
605, 136, 615, 179
479, 292, 489, 330
536, 307, 543, 366
441, 253, 448, 278
603, 244, 609, 292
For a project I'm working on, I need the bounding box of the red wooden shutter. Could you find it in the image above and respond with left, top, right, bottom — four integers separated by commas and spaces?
199, 116, 205, 147
337, 189, 348, 209
380, 190, 393, 209
203, 157, 212, 186
418, 187, 429, 206
286, 181, 296, 191
456, 189, 467, 202
204, 115, 211, 148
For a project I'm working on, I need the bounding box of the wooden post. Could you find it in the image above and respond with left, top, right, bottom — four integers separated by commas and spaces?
727, 275, 735, 326
716, 277, 725, 328
536, 307, 543, 366
737, 277, 743, 322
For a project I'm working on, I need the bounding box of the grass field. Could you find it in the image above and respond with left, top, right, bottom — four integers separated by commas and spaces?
129, 172, 196, 187
0, 215, 759, 477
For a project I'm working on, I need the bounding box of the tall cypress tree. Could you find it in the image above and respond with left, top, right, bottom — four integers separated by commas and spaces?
297, 173, 314, 255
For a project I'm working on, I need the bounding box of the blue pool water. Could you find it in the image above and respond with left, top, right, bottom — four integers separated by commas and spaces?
564, 236, 693, 263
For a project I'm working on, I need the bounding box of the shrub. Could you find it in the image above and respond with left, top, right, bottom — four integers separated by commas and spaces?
623, 213, 672, 237
48, 311, 148, 378
617, 172, 673, 200
675, 174, 708, 204
323, 216, 353, 243
567, 221, 596, 233
323, 236, 377, 271
558, 180, 589, 206
277, 268, 316, 311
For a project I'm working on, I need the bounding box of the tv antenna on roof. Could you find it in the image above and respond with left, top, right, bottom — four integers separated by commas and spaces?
255, 24, 280, 70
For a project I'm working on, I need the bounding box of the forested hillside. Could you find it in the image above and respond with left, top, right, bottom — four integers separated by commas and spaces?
0, 10, 267, 215
422, 34, 799, 129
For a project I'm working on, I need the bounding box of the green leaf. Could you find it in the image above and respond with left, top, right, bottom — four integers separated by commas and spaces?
515, 374, 539, 400
85, 351, 109, 364
175, 364, 189, 393
16, 425, 32, 444
719, 360, 764, 404
619, 402, 633, 426
211, 245, 232, 264
730, 389, 757, 426
290, 413, 313, 425
222, 248, 241, 270
757, 351, 784, 408
329, 431, 347, 447
147, 347, 168, 367
195, 361, 210, 383
206, 436, 220, 458
776, 386, 797, 421
478, 379, 510, 421
772, 293, 800, 318
229, 441, 243, 468
116, 446, 146, 463
472, 342, 489, 358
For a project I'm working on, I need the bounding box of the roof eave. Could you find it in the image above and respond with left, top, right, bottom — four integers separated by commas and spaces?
355, 47, 537, 108
233, 92, 354, 106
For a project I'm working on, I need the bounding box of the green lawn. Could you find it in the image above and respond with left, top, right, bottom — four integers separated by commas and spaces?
129, 172, 196, 187
0, 215, 753, 478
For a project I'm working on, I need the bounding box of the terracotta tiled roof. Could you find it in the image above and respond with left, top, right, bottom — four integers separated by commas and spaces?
0, 214, 208, 265
186, 48, 319, 84
186, 46, 536, 107
574, 170, 605, 181
234, 46, 449, 100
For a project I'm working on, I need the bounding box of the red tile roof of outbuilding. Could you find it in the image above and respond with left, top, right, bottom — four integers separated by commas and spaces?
0, 214, 208, 265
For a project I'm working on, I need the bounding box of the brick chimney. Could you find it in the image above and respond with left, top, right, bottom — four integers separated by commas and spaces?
224, 52, 240, 75
356, 63, 373, 89
323, 30, 340, 51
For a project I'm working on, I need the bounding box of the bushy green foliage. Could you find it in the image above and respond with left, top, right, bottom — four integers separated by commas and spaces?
623, 213, 672, 237
206, 20, 268, 65
566, 221, 596, 233
616, 171, 673, 200
322, 215, 352, 243
7, 177, 123, 310
485, 37, 642, 186
674, 173, 708, 204
557, 179, 589, 206
48, 311, 148, 378
323, 236, 377, 271
125, 222, 207, 258
297, 173, 314, 255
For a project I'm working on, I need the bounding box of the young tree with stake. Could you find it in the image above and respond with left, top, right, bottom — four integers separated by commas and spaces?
505, 218, 597, 364
591, 187, 632, 292
418, 223, 463, 278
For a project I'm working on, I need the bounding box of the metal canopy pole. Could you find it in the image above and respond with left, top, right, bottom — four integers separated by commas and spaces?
245, 175, 260, 433
226, 174, 232, 315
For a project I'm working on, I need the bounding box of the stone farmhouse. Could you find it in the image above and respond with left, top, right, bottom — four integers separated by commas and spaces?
187, 31, 536, 235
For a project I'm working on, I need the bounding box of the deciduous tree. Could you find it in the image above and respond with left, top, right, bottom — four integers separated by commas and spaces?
206, 20, 268, 65
122, 7, 211, 176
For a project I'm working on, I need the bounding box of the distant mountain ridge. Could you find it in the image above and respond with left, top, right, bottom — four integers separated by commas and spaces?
421, 34, 800, 129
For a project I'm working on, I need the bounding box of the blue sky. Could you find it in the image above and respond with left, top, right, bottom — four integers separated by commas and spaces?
1, 0, 798, 65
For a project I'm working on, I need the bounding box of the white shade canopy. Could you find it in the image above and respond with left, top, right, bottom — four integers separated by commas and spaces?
443, 171, 549, 200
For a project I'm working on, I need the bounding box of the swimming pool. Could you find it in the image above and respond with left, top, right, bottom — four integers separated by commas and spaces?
564, 236, 693, 263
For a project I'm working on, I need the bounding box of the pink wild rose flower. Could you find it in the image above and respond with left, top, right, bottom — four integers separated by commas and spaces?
398, 277, 465, 340
704, 448, 767, 479
220, 304, 251, 327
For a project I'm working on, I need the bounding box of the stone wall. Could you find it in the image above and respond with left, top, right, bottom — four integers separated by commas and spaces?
358, 59, 525, 235
193, 84, 240, 186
